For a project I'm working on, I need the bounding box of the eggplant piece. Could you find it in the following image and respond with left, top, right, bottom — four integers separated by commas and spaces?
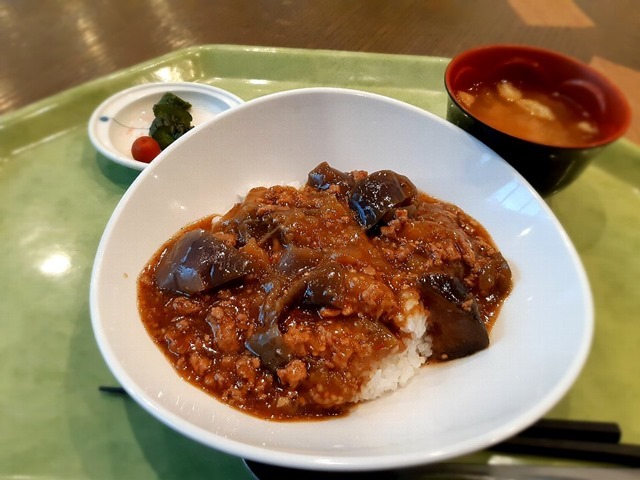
277, 245, 322, 274
232, 216, 278, 246
302, 263, 346, 307
219, 200, 280, 247
259, 262, 347, 325
478, 252, 512, 298
249, 263, 347, 368
418, 273, 489, 360
155, 228, 252, 295
245, 324, 292, 371
349, 170, 417, 230
307, 162, 354, 194
258, 278, 306, 326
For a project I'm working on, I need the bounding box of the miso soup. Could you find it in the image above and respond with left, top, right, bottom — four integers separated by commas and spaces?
456, 80, 600, 147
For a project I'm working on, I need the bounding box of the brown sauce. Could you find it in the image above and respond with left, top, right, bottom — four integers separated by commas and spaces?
137, 164, 512, 420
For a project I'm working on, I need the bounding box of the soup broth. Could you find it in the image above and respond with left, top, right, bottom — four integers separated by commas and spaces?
456, 80, 600, 147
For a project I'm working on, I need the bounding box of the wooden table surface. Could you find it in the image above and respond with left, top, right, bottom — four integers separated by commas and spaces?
1, 0, 638, 144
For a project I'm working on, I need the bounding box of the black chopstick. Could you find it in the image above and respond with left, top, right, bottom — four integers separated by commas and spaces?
516, 418, 622, 444
490, 436, 640, 467
98, 385, 127, 395
490, 418, 640, 467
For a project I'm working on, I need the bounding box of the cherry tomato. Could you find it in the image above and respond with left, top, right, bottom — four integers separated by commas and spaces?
131, 136, 162, 163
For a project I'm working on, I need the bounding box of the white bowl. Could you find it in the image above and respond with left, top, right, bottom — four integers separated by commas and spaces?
90, 88, 593, 471
88, 82, 244, 170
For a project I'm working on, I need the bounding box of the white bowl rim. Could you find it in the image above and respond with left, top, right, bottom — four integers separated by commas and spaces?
90, 87, 594, 471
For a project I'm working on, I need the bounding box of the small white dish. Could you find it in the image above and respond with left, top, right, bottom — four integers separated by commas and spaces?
88, 82, 244, 170
90, 88, 593, 471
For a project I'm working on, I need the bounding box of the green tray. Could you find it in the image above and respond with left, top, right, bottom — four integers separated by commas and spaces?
1, 45, 638, 479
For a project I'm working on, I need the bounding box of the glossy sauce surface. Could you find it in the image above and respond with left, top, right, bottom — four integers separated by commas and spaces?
137, 165, 511, 420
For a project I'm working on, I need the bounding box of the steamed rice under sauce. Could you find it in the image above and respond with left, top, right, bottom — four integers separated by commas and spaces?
357, 290, 432, 402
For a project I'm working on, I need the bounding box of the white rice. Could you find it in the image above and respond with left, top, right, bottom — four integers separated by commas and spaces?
357, 290, 432, 401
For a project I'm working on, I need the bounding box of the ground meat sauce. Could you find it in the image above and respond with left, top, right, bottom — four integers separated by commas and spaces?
137, 163, 512, 420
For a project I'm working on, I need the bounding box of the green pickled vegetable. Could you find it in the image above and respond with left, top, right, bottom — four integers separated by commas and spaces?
157, 92, 192, 110
149, 92, 194, 149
